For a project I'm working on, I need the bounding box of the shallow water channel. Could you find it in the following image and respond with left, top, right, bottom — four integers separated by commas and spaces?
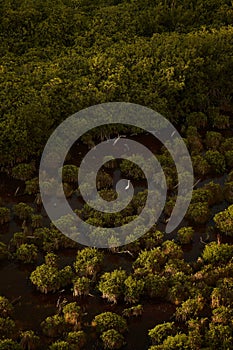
0, 133, 232, 349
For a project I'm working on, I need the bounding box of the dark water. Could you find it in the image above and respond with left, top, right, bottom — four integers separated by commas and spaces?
126, 303, 176, 350
0, 134, 232, 349
0, 250, 175, 349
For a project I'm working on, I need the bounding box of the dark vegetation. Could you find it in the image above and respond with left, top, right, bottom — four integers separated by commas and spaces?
0, 0, 233, 349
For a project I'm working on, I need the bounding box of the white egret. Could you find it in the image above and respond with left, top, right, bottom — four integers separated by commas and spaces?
125, 180, 130, 190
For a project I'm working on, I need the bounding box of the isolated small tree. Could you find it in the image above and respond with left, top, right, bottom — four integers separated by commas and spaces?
223, 181, 233, 203
192, 155, 210, 177
205, 131, 222, 150
45, 252, 59, 267
186, 202, 210, 224
213, 114, 230, 129
31, 214, 43, 228
212, 305, 233, 325
162, 241, 183, 260
41, 314, 66, 338
203, 181, 223, 205
11, 163, 35, 181
0, 317, 16, 339
204, 150, 226, 175
98, 269, 127, 304
175, 296, 204, 321
92, 312, 127, 334
25, 178, 39, 195
0, 339, 22, 350
177, 227, 194, 245
16, 244, 38, 264
0, 297, 13, 318
220, 137, 233, 153
145, 274, 167, 299
30, 253, 73, 294
49, 341, 70, 350
148, 322, 175, 345
225, 150, 233, 169
0, 243, 8, 261
162, 333, 189, 349
206, 323, 233, 349
0, 207, 10, 225
74, 248, 104, 278
73, 277, 91, 297
63, 302, 82, 328
187, 112, 208, 129
133, 248, 166, 275
124, 275, 144, 304
60, 165, 79, 183
167, 272, 192, 305
67, 331, 86, 349
143, 230, 164, 249
214, 204, 233, 236
202, 242, 233, 265
122, 305, 143, 318
101, 329, 125, 349
20, 330, 39, 350
13, 203, 34, 220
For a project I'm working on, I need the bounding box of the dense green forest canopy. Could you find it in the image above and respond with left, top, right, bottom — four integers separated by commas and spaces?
0, 0, 233, 166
